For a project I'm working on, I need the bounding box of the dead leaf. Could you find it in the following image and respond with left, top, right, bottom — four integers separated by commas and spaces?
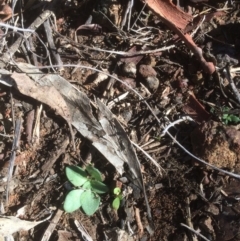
146, 0, 192, 30
11, 72, 72, 127
0, 215, 50, 237
146, 0, 215, 74
182, 91, 210, 122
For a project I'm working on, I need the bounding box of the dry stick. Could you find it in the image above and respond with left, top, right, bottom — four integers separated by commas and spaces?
32, 104, 42, 145
10, 91, 15, 129
80, 44, 175, 56
28, 36, 39, 67
53, 29, 175, 56
41, 209, 63, 241
6, 118, 22, 205
224, 66, 240, 105
215, 70, 240, 108
128, 0, 134, 30
25, 109, 35, 144
1, 10, 52, 64
135, 206, 144, 238
0, 23, 34, 33
121, 0, 133, 30
24, 63, 240, 180
131, 141, 164, 176
74, 220, 93, 241
185, 197, 198, 241
180, 223, 210, 241
0, 133, 13, 138
21, 42, 31, 64
43, 19, 64, 72
131, 2, 146, 29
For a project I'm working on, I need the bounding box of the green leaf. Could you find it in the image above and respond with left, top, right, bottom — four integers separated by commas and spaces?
230, 115, 240, 123
222, 114, 228, 119
66, 166, 88, 187
112, 197, 120, 210
86, 165, 102, 181
90, 180, 109, 194
113, 187, 121, 195
82, 180, 91, 190
80, 190, 100, 215
63, 189, 83, 213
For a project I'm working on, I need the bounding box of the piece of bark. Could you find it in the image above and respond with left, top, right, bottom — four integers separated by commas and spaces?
146, 0, 215, 74
146, 0, 192, 30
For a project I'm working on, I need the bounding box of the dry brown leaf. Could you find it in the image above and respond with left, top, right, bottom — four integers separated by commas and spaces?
146, 0, 215, 74
0, 215, 50, 236
182, 91, 210, 122
11, 72, 72, 125
146, 0, 192, 30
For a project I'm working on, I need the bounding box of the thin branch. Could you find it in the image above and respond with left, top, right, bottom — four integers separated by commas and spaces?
131, 141, 164, 176
181, 223, 210, 241
6, 118, 22, 205
43, 19, 64, 72
224, 66, 240, 105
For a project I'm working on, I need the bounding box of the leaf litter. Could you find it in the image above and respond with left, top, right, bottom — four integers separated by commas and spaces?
0, 0, 240, 240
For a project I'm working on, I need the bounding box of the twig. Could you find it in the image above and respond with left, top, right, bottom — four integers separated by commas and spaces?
41, 209, 63, 241
25, 109, 35, 144
28, 36, 38, 66
0, 133, 12, 138
1, 10, 52, 65
74, 220, 93, 241
131, 141, 164, 176
10, 91, 15, 129
80, 44, 175, 56
223, 66, 240, 105
162, 116, 195, 136
185, 197, 198, 241
128, 0, 134, 30
32, 104, 42, 145
216, 70, 240, 108
181, 223, 210, 241
131, 2, 146, 29
107, 92, 129, 109
135, 207, 144, 238
0, 22, 34, 33
53, 29, 175, 56
190, 15, 205, 38
121, 0, 134, 30
43, 19, 64, 72
6, 118, 22, 205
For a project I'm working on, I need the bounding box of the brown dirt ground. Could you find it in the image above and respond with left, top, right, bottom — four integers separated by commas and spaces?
1, 0, 240, 241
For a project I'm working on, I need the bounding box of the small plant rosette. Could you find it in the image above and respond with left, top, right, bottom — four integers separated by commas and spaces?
63, 165, 108, 215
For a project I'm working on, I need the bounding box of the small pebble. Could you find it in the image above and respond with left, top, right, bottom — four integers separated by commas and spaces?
145, 76, 159, 91
139, 64, 157, 78
122, 62, 137, 77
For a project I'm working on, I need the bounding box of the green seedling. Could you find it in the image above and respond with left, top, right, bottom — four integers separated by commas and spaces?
210, 106, 240, 125
222, 113, 240, 125
64, 165, 108, 215
112, 187, 123, 210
